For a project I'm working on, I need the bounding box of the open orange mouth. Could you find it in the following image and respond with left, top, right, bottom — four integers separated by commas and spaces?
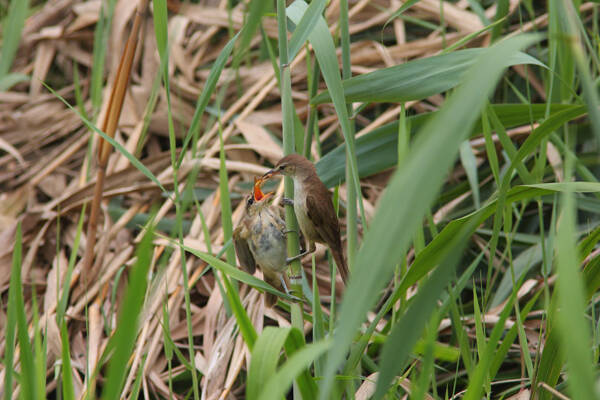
253, 177, 272, 202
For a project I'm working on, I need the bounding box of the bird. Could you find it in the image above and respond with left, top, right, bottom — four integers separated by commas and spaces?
233, 177, 289, 307
262, 154, 349, 284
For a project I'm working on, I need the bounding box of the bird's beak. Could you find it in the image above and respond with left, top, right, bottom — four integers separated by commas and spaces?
262, 169, 280, 180
261, 192, 274, 201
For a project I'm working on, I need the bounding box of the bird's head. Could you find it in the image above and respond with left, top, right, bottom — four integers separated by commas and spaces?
245, 177, 273, 215
262, 154, 315, 181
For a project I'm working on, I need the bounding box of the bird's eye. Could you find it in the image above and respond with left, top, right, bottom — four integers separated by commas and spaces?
247, 197, 254, 206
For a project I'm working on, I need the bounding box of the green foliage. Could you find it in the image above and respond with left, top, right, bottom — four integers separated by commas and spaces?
6, 224, 37, 399
312, 48, 545, 104
17, 0, 600, 398
101, 226, 155, 400
0, 0, 30, 90
320, 34, 542, 399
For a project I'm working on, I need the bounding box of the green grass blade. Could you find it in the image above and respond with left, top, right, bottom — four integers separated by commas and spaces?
178, 33, 239, 165
463, 292, 516, 400
247, 327, 316, 399
536, 245, 600, 398
10, 223, 38, 399
60, 321, 76, 400
486, 104, 534, 184
0, 73, 29, 91
277, 0, 306, 367
557, 1, 600, 142
31, 294, 45, 400
259, 339, 331, 400
247, 327, 292, 400
311, 257, 326, 376
318, 34, 542, 399
0, 0, 29, 79
472, 285, 489, 393
57, 206, 86, 322
288, 0, 327, 60
373, 221, 475, 399
183, 244, 296, 301
441, 16, 506, 53
383, 0, 420, 28
315, 104, 583, 188
404, 182, 600, 297
459, 140, 480, 209
340, 0, 358, 275
232, 0, 271, 68
89, 0, 116, 116
218, 129, 236, 266
287, 0, 366, 231
480, 107, 500, 185
180, 244, 261, 347
42, 83, 168, 194
283, 327, 319, 399
489, 292, 540, 380
554, 163, 597, 399
101, 225, 154, 400
411, 312, 440, 400
4, 223, 23, 399
312, 48, 546, 104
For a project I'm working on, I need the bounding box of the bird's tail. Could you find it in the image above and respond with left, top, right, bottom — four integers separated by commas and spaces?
263, 272, 284, 307
332, 247, 349, 285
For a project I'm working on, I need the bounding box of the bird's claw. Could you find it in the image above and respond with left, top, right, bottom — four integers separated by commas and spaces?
286, 250, 309, 264
282, 197, 294, 206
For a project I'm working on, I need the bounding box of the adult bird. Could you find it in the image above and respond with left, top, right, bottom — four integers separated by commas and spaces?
263, 154, 349, 284
233, 178, 288, 306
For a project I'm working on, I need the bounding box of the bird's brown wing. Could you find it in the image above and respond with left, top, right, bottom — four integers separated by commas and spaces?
306, 190, 349, 283
233, 226, 256, 274
305, 191, 340, 247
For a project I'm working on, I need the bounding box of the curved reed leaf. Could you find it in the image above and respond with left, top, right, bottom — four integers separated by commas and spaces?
101, 225, 154, 400
312, 48, 546, 104
0, 0, 30, 79
182, 245, 297, 302
247, 327, 293, 400
318, 34, 542, 399
288, 0, 327, 60
316, 104, 582, 188
259, 338, 331, 400
249, 327, 319, 400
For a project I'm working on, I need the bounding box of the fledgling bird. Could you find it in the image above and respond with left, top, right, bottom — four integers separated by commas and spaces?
233, 178, 288, 307
263, 154, 349, 284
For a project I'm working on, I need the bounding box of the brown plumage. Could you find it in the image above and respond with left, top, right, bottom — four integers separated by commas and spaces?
263, 154, 349, 284
233, 179, 288, 307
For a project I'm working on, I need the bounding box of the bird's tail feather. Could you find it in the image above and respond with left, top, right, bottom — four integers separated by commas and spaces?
332, 248, 349, 285
263, 272, 283, 307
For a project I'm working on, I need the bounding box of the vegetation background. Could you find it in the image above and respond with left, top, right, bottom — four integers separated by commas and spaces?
1, 0, 599, 399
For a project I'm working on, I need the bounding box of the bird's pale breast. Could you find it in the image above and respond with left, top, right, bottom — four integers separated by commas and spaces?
248, 210, 287, 273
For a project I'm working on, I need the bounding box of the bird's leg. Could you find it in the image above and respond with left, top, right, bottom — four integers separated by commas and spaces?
282, 197, 294, 206
285, 242, 316, 264
280, 275, 290, 294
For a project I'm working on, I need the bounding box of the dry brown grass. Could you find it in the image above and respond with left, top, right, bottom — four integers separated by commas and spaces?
0, 0, 572, 398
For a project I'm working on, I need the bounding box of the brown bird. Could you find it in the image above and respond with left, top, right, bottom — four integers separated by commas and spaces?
233, 178, 288, 307
263, 154, 349, 284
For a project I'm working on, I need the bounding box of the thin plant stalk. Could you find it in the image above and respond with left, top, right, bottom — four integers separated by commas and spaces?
340, 0, 357, 273
277, 0, 305, 386
339, 1, 357, 395
152, 0, 200, 397
303, 56, 321, 158
81, 0, 148, 280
